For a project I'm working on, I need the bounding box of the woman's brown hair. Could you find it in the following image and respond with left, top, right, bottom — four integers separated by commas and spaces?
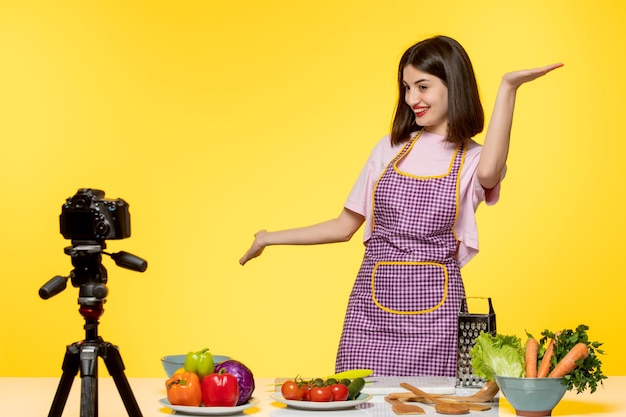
390, 36, 484, 146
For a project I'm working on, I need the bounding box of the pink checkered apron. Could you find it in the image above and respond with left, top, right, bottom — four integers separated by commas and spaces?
335, 132, 467, 376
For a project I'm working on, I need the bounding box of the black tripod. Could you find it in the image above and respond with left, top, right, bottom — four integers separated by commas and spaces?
40, 243, 147, 417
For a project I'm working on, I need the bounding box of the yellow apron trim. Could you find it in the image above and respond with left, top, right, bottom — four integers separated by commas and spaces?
371, 261, 449, 315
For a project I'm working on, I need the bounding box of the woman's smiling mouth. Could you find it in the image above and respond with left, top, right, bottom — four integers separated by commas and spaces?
413, 106, 429, 117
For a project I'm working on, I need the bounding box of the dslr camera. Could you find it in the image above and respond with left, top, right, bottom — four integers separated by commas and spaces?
59, 188, 131, 241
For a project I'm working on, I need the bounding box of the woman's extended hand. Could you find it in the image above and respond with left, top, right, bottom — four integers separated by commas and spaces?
239, 230, 268, 265
502, 63, 564, 89
238, 209, 365, 265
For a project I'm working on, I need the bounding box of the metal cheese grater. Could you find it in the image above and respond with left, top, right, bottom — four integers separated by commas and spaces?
456, 297, 496, 387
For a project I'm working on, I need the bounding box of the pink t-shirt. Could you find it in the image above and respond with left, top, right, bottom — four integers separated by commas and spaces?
344, 131, 505, 267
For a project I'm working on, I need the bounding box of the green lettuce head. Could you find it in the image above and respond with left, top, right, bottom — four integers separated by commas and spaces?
470, 332, 525, 381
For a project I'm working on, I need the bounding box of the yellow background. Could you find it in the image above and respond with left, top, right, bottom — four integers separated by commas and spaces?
1, 0, 624, 379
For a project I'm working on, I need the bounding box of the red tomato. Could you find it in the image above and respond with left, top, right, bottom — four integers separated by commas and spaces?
309, 386, 333, 402
281, 380, 304, 401
329, 383, 349, 401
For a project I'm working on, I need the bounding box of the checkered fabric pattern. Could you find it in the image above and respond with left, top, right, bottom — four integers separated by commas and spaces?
335, 136, 467, 377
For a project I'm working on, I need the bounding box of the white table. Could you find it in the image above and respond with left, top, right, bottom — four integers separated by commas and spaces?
2, 376, 624, 416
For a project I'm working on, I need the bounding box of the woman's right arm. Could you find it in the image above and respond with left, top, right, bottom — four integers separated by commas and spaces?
239, 208, 365, 265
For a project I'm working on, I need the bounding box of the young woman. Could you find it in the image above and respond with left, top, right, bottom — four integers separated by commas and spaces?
240, 35, 562, 376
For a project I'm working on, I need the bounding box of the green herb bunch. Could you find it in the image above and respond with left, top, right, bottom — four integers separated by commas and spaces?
538, 324, 606, 393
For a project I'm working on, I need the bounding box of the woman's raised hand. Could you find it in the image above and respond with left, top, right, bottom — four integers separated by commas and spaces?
503, 63, 564, 89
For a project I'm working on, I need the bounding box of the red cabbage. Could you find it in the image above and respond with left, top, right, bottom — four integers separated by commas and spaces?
214, 360, 255, 405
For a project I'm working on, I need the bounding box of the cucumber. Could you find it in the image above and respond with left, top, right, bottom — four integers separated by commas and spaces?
347, 377, 366, 400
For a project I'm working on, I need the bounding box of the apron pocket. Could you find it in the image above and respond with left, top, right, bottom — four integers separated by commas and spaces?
371, 261, 448, 314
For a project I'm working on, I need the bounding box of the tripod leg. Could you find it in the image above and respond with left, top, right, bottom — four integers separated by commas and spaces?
48, 344, 80, 417
101, 341, 143, 417
79, 343, 99, 417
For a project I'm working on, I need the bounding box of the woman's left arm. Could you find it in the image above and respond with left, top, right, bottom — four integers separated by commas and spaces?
477, 63, 564, 189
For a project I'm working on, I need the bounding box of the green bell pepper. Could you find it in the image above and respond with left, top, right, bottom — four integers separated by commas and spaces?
184, 348, 215, 380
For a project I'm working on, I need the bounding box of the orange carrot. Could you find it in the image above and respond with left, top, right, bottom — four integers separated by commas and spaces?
525, 338, 539, 378
537, 337, 556, 378
549, 343, 589, 378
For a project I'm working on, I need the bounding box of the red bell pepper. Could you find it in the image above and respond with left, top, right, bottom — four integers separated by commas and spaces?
201, 368, 240, 407
166, 371, 202, 406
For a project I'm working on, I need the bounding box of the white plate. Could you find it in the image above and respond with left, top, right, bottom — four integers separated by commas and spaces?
270, 406, 372, 417
269, 393, 372, 410
159, 397, 260, 415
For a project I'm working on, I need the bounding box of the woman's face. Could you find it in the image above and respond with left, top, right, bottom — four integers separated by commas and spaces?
402, 65, 449, 136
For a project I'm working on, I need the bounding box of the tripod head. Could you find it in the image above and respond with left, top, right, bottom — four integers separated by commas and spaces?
39, 242, 147, 303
